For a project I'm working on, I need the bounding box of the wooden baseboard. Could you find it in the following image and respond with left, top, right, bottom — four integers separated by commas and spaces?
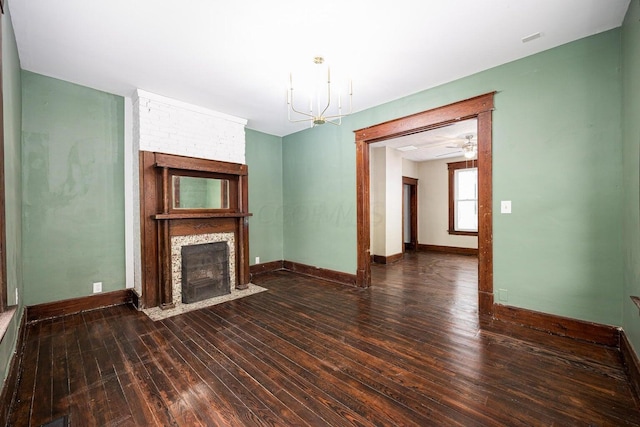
250, 260, 284, 277
283, 261, 357, 287
493, 304, 620, 347
621, 330, 640, 403
479, 291, 494, 316
26, 289, 134, 323
130, 289, 142, 310
0, 309, 27, 426
371, 253, 403, 264
417, 244, 478, 256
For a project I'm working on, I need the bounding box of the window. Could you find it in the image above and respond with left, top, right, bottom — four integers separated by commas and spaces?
448, 160, 478, 236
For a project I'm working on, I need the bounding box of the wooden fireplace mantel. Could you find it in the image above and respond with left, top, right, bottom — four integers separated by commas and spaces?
139, 151, 251, 309
153, 212, 252, 220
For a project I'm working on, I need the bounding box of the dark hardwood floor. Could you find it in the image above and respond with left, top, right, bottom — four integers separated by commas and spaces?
6, 251, 640, 426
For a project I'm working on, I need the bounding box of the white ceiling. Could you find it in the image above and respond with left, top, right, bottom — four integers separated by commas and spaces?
9, 0, 630, 137
371, 118, 477, 162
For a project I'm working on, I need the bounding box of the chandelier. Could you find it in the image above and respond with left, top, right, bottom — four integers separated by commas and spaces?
287, 56, 352, 126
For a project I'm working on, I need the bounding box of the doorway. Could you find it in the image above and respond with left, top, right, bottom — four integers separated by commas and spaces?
354, 93, 495, 315
402, 177, 418, 251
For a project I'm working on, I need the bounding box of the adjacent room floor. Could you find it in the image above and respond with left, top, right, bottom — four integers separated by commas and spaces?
6, 251, 640, 426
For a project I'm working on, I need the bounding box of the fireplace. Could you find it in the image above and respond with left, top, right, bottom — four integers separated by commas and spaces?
181, 242, 230, 303
171, 233, 236, 306
139, 151, 251, 310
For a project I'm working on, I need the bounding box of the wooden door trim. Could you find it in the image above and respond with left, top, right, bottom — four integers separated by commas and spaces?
355, 92, 495, 315
402, 177, 418, 251
0, 11, 7, 312
402, 177, 418, 185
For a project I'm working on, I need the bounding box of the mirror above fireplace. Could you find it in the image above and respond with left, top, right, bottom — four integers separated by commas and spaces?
172, 175, 230, 210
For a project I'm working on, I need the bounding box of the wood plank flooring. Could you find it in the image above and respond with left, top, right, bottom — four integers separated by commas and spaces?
6, 251, 640, 426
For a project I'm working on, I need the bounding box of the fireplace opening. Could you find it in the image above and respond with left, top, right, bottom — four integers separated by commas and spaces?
181, 242, 230, 304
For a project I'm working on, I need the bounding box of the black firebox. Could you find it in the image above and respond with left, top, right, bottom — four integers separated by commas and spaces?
181, 242, 230, 304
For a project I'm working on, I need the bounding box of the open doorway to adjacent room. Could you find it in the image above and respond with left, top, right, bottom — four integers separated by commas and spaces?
370, 118, 478, 258
355, 93, 495, 315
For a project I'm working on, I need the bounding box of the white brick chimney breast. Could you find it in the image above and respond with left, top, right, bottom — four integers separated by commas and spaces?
130, 89, 248, 297
133, 89, 247, 163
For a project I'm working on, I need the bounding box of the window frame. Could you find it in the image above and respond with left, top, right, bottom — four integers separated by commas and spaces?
447, 160, 478, 236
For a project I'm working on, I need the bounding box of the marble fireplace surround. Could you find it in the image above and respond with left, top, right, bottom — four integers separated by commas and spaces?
143, 230, 266, 322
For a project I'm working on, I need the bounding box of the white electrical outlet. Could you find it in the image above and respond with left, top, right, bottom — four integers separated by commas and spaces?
255, 256, 260, 264
15, 288, 18, 305
93, 282, 103, 293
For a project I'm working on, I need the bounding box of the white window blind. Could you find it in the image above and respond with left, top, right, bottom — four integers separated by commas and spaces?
454, 168, 478, 232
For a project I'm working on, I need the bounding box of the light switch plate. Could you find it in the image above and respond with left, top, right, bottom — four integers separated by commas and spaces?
501, 201, 512, 214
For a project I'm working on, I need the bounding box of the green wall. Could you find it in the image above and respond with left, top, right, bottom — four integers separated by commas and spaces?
283, 29, 624, 326
245, 129, 284, 265
0, 0, 24, 383
22, 71, 125, 306
0, 0, 634, 390
282, 124, 357, 270
5, 0, 635, 364
622, 0, 640, 356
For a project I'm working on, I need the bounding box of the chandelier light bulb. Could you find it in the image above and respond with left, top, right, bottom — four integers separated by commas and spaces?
287, 57, 353, 127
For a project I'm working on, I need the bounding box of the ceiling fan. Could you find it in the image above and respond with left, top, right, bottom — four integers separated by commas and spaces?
435, 134, 477, 159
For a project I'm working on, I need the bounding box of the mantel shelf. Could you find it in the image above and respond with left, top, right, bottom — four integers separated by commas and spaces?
153, 212, 252, 220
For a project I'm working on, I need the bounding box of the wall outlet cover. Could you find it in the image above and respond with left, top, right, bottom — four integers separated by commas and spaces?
255, 256, 260, 264
93, 282, 103, 293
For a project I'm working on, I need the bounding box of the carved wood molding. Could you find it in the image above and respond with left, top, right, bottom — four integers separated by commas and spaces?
493, 304, 620, 347
621, 331, 640, 402
417, 244, 478, 256
26, 290, 134, 322
139, 151, 251, 309
283, 260, 357, 287
250, 260, 285, 277
154, 152, 248, 175
0, 12, 7, 312
0, 309, 25, 427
